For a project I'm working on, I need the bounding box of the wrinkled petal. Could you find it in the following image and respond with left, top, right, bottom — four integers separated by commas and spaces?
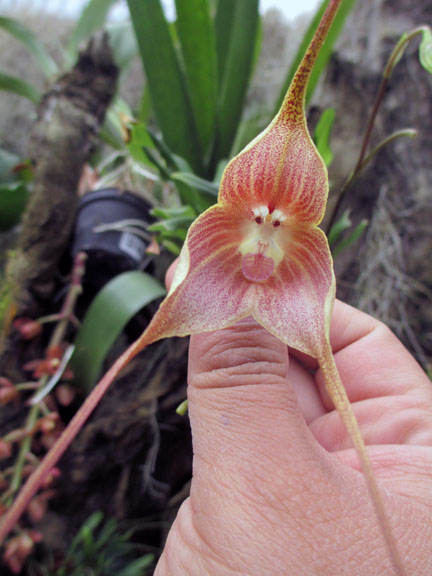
251, 227, 335, 357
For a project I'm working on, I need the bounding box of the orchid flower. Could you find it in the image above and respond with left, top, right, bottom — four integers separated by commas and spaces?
0, 1, 404, 573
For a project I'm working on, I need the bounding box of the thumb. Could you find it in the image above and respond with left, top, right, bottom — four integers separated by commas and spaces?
187, 318, 328, 487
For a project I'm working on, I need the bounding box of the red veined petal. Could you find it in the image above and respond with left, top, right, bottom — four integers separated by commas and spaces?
218, 119, 328, 226
250, 227, 335, 357
216, 1, 342, 225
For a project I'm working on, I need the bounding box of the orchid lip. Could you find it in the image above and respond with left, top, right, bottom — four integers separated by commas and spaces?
239, 205, 287, 283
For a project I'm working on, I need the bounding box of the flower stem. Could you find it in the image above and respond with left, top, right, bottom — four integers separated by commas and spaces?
0, 329, 151, 544
317, 344, 406, 576
326, 26, 428, 235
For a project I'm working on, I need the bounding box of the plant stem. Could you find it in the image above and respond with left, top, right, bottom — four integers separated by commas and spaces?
317, 344, 406, 576
2, 253, 86, 510
326, 26, 428, 235
0, 330, 151, 544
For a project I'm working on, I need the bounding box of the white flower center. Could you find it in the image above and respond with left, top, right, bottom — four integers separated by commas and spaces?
240, 206, 286, 264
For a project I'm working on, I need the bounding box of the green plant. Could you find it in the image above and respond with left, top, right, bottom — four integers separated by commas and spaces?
35, 511, 154, 576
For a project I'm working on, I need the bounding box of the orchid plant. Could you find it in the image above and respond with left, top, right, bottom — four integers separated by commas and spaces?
0, 1, 406, 573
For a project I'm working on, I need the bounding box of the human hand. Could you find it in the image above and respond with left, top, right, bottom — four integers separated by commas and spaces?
155, 270, 432, 575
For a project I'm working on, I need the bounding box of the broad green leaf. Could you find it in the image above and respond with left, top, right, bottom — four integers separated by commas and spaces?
213, 0, 260, 161
328, 208, 351, 246
175, 0, 217, 154
71, 271, 165, 392
126, 0, 203, 174
67, 0, 119, 64
314, 107, 335, 167
0, 72, 40, 103
274, 0, 356, 113
419, 27, 432, 74
0, 182, 29, 230
0, 16, 58, 78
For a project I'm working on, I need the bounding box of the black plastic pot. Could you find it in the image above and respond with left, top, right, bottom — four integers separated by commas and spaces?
72, 188, 154, 288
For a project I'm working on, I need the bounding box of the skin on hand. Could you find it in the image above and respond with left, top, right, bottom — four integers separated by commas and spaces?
155, 265, 432, 576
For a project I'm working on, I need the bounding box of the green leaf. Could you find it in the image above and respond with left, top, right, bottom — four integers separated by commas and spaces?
0, 16, 58, 78
0, 182, 29, 230
71, 271, 165, 392
213, 0, 260, 160
0, 72, 40, 103
333, 219, 368, 257
117, 555, 155, 576
328, 208, 352, 246
149, 218, 191, 236
127, 123, 155, 166
171, 172, 219, 198
151, 205, 194, 219
126, 0, 203, 173
419, 27, 432, 74
67, 0, 119, 64
274, 0, 356, 114
175, 0, 218, 154
106, 21, 138, 73
314, 108, 335, 167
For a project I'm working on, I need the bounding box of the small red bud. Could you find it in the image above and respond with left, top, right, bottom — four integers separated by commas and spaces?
13, 318, 42, 340
0, 386, 19, 405
3, 532, 35, 574
55, 384, 76, 406
0, 377, 14, 388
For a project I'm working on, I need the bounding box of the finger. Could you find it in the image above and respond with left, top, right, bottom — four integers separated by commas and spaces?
187, 318, 334, 487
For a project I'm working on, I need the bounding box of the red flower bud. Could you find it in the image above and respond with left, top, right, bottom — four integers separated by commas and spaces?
13, 318, 42, 340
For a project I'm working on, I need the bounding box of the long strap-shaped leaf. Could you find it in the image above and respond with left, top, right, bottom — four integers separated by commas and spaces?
213, 0, 260, 163
0, 72, 40, 104
127, 0, 203, 175
0, 16, 58, 79
175, 0, 218, 157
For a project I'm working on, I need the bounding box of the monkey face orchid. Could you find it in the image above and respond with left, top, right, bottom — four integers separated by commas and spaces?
0, 1, 404, 573
145, 101, 334, 360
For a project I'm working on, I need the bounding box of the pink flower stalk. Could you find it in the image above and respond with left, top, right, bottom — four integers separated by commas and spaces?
0, 1, 405, 573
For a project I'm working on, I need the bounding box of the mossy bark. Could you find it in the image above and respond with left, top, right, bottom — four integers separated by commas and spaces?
0, 34, 118, 375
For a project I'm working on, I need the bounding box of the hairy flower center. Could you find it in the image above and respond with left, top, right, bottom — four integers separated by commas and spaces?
240, 205, 287, 282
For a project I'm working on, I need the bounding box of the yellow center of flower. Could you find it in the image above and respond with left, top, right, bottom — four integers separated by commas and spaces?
240, 205, 287, 282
